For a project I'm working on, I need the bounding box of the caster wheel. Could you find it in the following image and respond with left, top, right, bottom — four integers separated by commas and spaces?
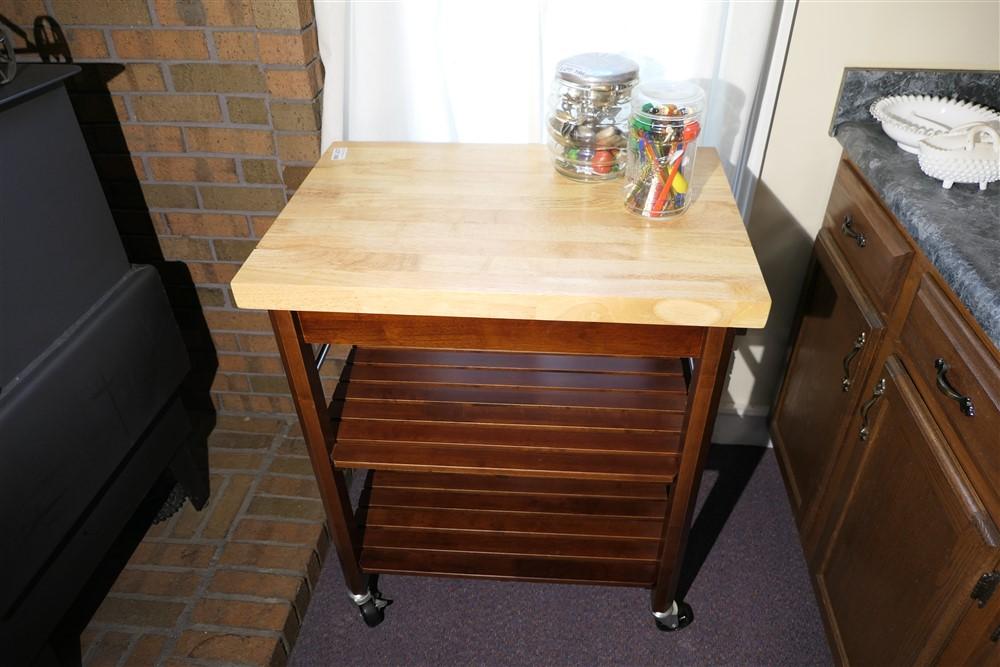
654, 600, 693, 632
359, 598, 384, 627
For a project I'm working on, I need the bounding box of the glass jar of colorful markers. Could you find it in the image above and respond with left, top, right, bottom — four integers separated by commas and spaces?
547, 53, 639, 181
624, 80, 705, 218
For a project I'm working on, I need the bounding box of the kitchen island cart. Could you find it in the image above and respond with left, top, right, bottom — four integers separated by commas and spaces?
231, 142, 771, 630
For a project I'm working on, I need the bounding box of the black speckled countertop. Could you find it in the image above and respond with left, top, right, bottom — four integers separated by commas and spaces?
830, 68, 1000, 351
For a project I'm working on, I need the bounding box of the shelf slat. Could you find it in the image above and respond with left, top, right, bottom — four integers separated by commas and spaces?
359, 471, 666, 586
331, 348, 687, 482
337, 399, 685, 431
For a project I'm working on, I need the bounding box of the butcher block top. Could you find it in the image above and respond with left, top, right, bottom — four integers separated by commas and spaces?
231, 143, 771, 328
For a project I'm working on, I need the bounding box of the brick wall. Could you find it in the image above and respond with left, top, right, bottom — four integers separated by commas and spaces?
1, 0, 328, 416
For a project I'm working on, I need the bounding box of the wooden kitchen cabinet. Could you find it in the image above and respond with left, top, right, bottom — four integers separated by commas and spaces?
771, 230, 883, 536
813, 356, 997, 665
773, 157, 1000, 664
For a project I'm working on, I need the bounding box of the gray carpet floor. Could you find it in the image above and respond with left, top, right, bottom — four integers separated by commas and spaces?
290, 446, 832, 666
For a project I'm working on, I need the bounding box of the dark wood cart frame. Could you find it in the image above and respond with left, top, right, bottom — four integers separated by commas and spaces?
270, 309, 735, 628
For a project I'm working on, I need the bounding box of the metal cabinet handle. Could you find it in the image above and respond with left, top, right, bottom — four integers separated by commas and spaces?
841, 332, 867, 392
841, 214, 867, 247
935, 359, 975, 417
859, 378, 886, 441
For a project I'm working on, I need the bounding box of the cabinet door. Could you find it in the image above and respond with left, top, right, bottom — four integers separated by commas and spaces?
772, 230, 883, 526
815, 357, 998, 666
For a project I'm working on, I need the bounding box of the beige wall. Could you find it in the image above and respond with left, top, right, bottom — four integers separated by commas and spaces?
722, 0, 1000, 428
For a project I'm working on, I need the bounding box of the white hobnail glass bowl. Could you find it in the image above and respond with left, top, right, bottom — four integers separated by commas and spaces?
917, 123, 1000, 190
870, 95, 1000, 153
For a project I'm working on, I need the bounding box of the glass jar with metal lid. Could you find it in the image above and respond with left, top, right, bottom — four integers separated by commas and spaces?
624, 79, 705, 217
547, 53, 639, 181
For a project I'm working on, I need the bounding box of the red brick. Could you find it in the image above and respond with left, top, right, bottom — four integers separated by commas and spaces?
128, 542, 216, 568
173, 630, 284, 666
276, 133, 319, 162
258, 26, 317, 65
166, 212, 249, 237
211, 331, 241, 351
202, 474, 255, 538
251, 215, 276, 237
123, 124, 184, 152
187, 262, 241, 284
206, 310, 272, 332
208, 429, 274, 448
270, 100, 321, 131
282, 164, 312, 190
237, 333, 278, 353
172, 63, 266, 93
124, 634, 168, 667
200, 185, 286, 211
276, 437, 306, 457
154, 0, 254, 26
83, 630, 132, 667
191, 598, 292, 634
185, 127, 274, 155
247, 495, 323, 521
215, 414, 287, 433
266, 64, 320, 100
266, 457, 314, 477
257, 475, 320, 500
208, 569, 305, 602
93, 597, 185, 628
112, 569, 201, 597
133, 94, 222, 122
232, 518, 324, 546
209, 449, 265, 471
1, 0, 46, 24
253, 0, 313, 29
105, 63, 166, 92
218, 354, 284, 375
159, 236, 213, 261
112, 29, 209, 60
217, 393, 295, 414
219, 542, 315, 573
66, 29, 110, 59
211, 372, 252, 392
243, 158, 281, 183
214, 30, 257, 61
150, 156, 238, 183
169, 499, 205, 539
50, 0, 151, 24
141, 183, 199, 209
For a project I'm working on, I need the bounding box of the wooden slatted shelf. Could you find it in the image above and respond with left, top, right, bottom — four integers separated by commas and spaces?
329, 348, 688, 482
358, 471, 669, 586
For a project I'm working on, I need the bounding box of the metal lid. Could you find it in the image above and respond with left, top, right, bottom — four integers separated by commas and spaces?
555, 53, 639, 86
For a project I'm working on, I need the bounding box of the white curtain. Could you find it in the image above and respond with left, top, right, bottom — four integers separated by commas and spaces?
315, 0, 796, 218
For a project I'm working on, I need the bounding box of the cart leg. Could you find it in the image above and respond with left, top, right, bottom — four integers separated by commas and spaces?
653, 600, 694, 632
270, 311, 366, 597
349, 576, 392, 628
650, 328, 735, 627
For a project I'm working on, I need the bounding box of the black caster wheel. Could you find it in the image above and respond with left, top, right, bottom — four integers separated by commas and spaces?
359, 598, 385, 627
654, 600, 693, 632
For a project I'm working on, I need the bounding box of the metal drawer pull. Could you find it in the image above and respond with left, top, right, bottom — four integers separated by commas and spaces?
841, 214, 867, 247
934, 358, 975, 417
841, 332, 867, 391
859, 377, 886, 441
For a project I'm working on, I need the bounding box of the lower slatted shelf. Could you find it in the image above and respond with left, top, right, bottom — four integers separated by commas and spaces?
330, 347, 687, 482
358, 471, 669, 586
